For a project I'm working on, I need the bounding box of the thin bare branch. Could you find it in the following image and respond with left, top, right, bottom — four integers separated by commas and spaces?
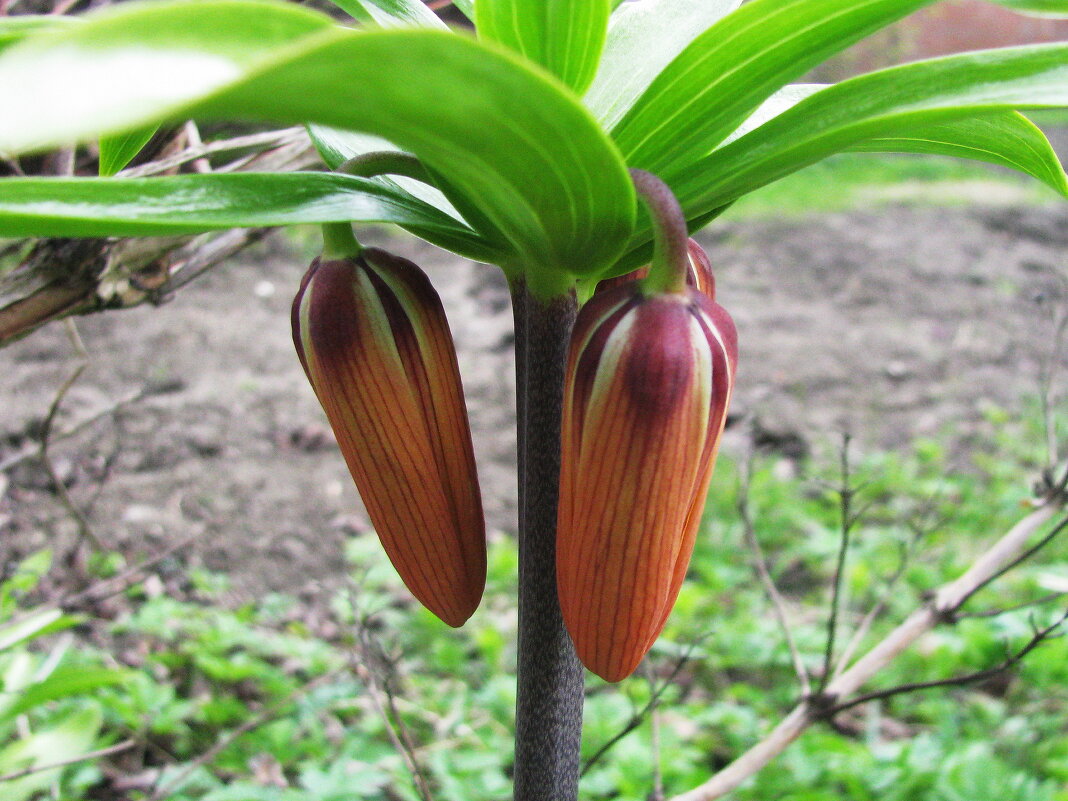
0, 386, 148, 473
738, 454, 810, 695
38, 320, 105, 550
953, 515, 1068, 613
118, 128, 308, 178
346, 594, 434, 801
0, 739, 137, 783
581, 638, 701, 777
1035, 268, 1068, 470
181, 121, 213, 174
148, 671, 338, 801
670, 501, 1067, 801
825, 607, 1068, 715
62, 528, 206, 608
819, 432, 855, 692
833, 502, 947, 680
167, 228, 273, 292
956, 591, 1067, 620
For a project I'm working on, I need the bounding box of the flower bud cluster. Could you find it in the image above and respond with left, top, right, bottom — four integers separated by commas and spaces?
292, 238, 735, 681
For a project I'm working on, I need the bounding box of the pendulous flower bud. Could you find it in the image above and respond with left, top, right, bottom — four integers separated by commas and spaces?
557, 250, 737, 681
292, 248, 485, 627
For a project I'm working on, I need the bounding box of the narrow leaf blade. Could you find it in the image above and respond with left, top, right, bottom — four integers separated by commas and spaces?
476, 0, 610, 94
0, 15, 78, 53
584, 0, 741, 129
327, 0, 447, 28
0, 2, 634, 279
847, 112, 1068, 197
611, 0, 937, 175
98, 125, 158, 176
670, 44, 1068, 219
0, 172, 501, 261
0, 0, 336, 152
452, 0, 474, 20
991, 0, 1068, 17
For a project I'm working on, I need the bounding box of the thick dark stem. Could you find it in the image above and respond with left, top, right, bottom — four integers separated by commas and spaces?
512, 288, 584, 801
511, 277, 529, 530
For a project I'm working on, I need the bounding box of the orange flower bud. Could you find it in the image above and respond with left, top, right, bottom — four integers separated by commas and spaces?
557, 269, 737, 681
292, 249, 485, 627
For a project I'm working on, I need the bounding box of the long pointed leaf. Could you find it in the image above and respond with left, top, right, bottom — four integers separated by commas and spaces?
0, 15, 78, 53
991, 0, 1068, 17
847, 112, 1068, 196
308, 125, 468, 220
0, 173, 501, 261
0, 0, 335, 148
326, 0, 447, 28
98, 126, 158, 176
0, 1, 634, 282
670, 44, 1068, 220
719, 84, 1068, 196
611, 0, 937, 175
307, 124, 513, 251
612, 48, 1068, 273
584, 0, 741, 129
476, 0, 610, 94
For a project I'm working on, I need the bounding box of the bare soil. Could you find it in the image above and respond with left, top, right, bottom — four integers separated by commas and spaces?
2, 201, 1066, 600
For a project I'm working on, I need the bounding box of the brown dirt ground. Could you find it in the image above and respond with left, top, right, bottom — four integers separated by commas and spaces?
2, 200, 1067, 600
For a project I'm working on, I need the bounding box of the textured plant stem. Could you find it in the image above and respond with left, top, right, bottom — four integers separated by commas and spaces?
511, 277, 529, 530
512, 288, 584, 801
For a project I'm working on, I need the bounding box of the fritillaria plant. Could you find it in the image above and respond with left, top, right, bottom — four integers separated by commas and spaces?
0, 0, 1066, 798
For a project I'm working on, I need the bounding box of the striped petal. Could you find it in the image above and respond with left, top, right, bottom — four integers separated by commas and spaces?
557, 278, 736, 682
292, 249, 485, 627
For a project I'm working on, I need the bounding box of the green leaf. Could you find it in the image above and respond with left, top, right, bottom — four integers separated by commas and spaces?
584, 0, 741, 129
0, 1, 634, 284
0, 0, 335, 151
307, 124, 514, 250
308, 125, 466, 220
452, 0, 475, 20
1, 666, 132, 720
0, 609, 75, 652
991, 0, 1068, 17
98, 126, 158, 176
326, 0, 447, 28
0, 173, 501, 261
0, 707, 102, 801
476, 0, 610, 94
723, 84, 1067, 195
847, 112, 1068, 197
611, 0, 937, 175
670, 44, 1068, 218
0, 15, 78, 54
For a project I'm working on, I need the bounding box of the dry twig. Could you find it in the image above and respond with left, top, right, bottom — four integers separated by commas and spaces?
738, 453, 810, 695
148, 672, 338, 801
581, 638, 703, 777
0, 739, 137, 784
669, 496, 1068, 801
38, 320, 104, 550
825, 608, 1068, 715
342, 583, 434, 801
819, 432, 857, 693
